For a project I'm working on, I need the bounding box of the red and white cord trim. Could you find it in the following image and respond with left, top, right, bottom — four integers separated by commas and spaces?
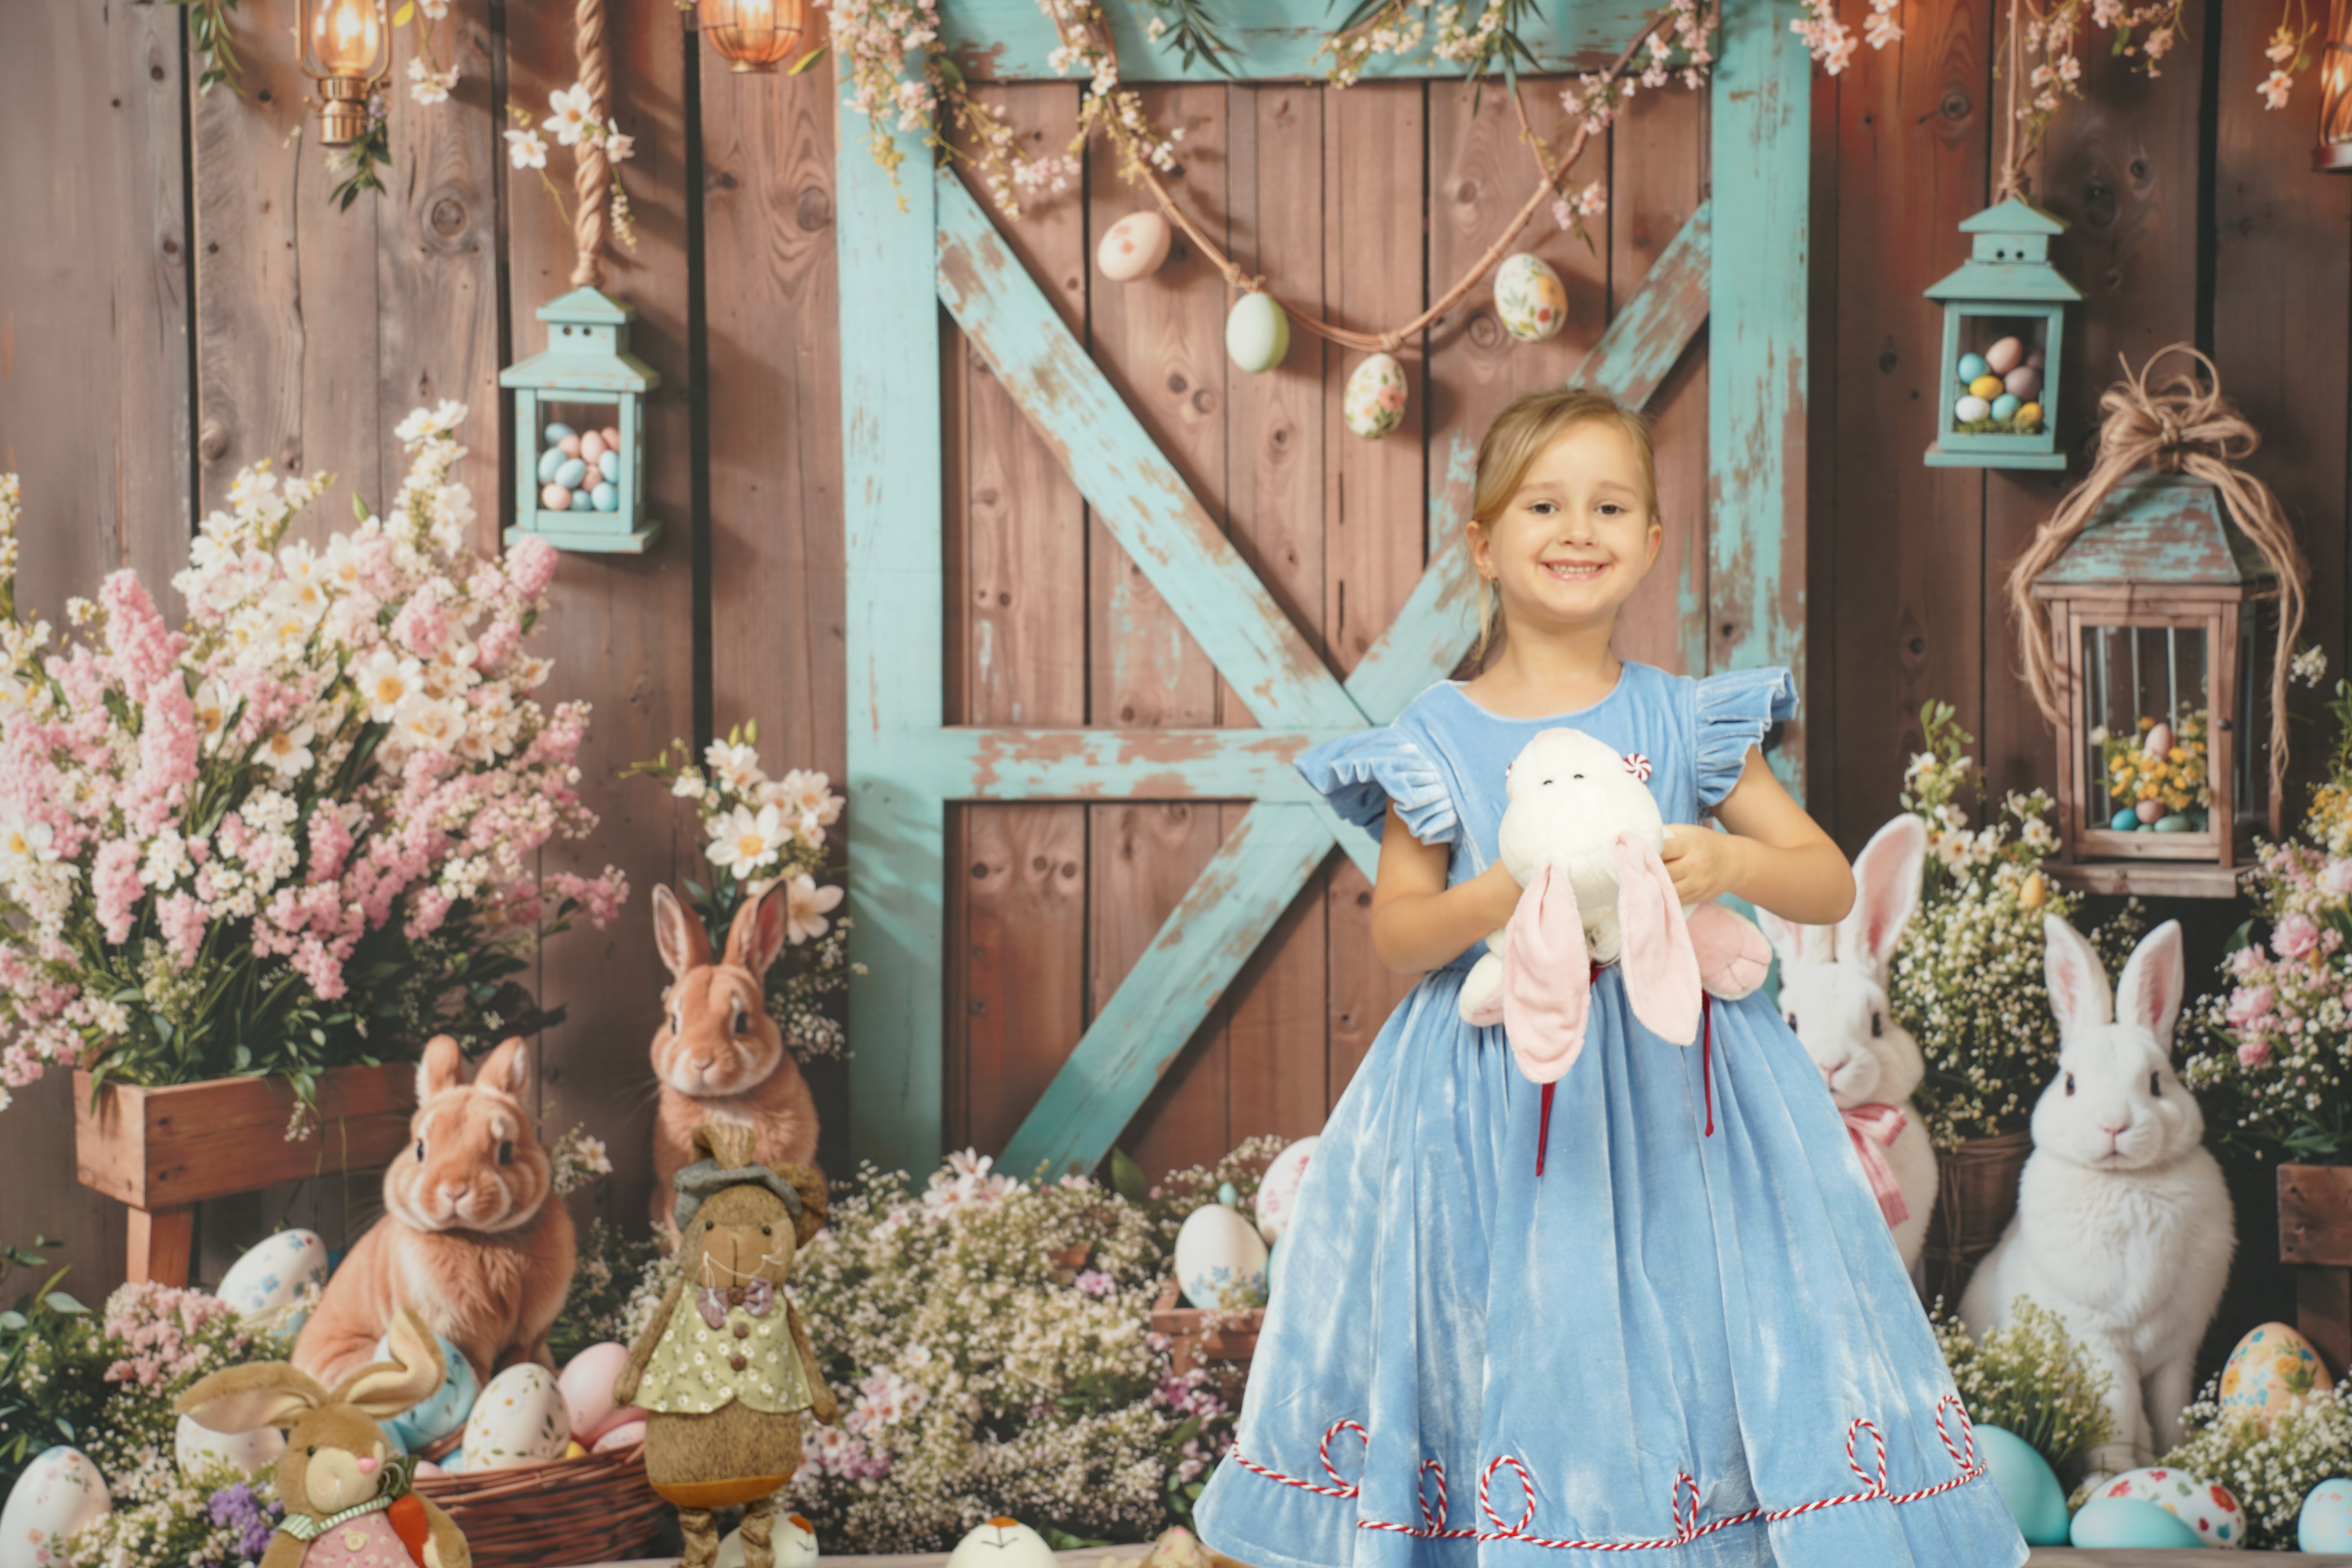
1221, 1397, 1987, 1552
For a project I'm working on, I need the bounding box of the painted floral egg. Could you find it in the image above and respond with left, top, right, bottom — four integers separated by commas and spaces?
719, 1512, 820, 1568
2069, 1494, 2205, 1548
1344, 353, 1408, 441
592, 1418, 647, 1454
1225, 292, 1290, 374
2099, 1466, 2243, 1547
946, 1517, 1056, 1568
1985, 335, 2026, 375
557, 1342, 638, 1444
1097, 211, 1173, 282
0, 1446, 111, 1568
2220, 1321, 2334, 1428
1175, 1201, 1268, 1309
1973, 1424, 2069, 1546
218, 1229, 330, 1338
376, 1330, 478, 1448
1254, 1136, 1319, 1243
1493, 254, 1568, 343
461, 1362, 571, 1471
174, 1411, 286, 1479
2301, 1477, 2352, 1552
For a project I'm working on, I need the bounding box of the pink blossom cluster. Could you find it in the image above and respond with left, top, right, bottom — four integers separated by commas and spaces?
2214, 842, 2352, 1072
0, 405, 628, 1104
1560, 0, 1715, 136
101, 1281, 254, 1389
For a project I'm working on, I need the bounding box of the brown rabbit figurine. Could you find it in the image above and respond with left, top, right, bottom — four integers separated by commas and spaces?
180, 1306, 471, 1568
293, 1036, 575, 1390
650, 883, 822, 1242
616, 1123, 836, 1568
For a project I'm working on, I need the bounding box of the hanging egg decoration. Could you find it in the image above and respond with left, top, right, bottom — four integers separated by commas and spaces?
1097, 211, 1173, 282
1344, 353, 1408, 441
1492, 254, 1568, 343
1225, 292, 1290, 374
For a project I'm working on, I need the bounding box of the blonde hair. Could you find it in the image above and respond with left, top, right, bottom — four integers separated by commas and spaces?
1460, 387, 1661, 673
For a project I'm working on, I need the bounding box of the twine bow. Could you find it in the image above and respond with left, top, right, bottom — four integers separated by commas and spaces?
2005, 344, 2308, 816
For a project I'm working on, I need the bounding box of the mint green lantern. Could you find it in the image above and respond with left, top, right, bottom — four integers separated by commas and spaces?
1923, 200, 2081, 472
500, 286, 662, 553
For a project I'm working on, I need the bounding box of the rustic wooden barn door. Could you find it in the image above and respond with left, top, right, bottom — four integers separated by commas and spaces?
838, 0, 1810, 1181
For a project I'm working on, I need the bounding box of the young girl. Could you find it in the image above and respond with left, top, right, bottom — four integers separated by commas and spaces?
1191, 390, 2026, 1568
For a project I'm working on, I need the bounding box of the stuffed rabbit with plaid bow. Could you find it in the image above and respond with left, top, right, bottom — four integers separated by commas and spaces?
1457, 727, 1773, 1083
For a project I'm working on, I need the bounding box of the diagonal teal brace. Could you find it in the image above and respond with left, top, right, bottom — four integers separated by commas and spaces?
998, 802, 1339, 1180
1345, 203, 1715, 725
934, 169, 1368, 733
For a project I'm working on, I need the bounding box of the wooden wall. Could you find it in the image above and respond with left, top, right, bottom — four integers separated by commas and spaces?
1, 0, 2346, 1313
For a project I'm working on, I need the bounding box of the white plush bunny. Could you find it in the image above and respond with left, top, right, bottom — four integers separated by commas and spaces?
1958, 915, 2235, 1470
1754, 815, 1939, 1269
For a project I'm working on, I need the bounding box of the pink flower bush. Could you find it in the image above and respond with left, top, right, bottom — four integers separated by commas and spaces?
0, 408, 627, 1114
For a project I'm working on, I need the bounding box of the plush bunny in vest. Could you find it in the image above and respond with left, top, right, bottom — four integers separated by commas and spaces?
1457, 727, 1772, 1085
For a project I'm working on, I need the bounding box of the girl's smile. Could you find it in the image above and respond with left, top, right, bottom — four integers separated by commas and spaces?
1471, 418, 1659, 632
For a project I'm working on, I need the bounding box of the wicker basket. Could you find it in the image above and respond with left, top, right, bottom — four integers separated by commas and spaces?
415, 1443, 667, 1568
1919, 1129, 2034, 1314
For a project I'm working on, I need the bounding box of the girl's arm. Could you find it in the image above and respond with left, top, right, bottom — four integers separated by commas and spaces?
1660, 746, 1855, 926
1368, 804, 1525, 974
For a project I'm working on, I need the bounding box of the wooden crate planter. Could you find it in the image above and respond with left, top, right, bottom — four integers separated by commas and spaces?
2281, 1163, 2352, 1376
1151, 1279, 1263, 1378
72, 1063, 415, 1286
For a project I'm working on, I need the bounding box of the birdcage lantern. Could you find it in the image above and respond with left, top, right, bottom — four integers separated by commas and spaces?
2319, 0, 2352, 169
1923, 200, 2082, 471
500, 286, 662, 553
2031, 473, 2284, 898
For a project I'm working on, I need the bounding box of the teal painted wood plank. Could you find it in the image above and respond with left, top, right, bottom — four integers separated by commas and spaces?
998, 802, 1337, 1180
940, 0, 1656, 84
1348, 203, 1716, 724
1708, 0, 1809, 797
933, 169, 1367, 733
840, 83, 947, 1180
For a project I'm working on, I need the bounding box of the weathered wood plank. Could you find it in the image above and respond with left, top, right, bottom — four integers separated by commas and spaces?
934, 166, 1365, 731
840, 58, 947, 1178
1708, 0, 1809, 789
1001, 803, 1338, 1179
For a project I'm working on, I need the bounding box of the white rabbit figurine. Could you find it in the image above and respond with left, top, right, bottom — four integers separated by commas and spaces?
1958, 915, 2235, 1471
1754, 814, 1939, 1270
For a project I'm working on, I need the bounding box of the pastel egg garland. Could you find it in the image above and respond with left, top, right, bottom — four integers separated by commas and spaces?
1344, 354, 1408, 440
1492, 254, 1568, 343
538, 420, 626, 514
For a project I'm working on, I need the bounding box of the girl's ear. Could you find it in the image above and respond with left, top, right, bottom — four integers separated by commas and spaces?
1642, 518, 1663, 572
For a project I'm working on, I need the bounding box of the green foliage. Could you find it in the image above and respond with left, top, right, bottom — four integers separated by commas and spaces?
0, 1239, 91, 1500
1931, 1296, 2113, 1475
2155, 1377, 2352, 1549
168, 0, 246, 98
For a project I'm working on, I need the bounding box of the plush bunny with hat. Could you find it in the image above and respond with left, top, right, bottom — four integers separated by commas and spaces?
1457, 727, 1773, 1085
614, 1123, 836, 1568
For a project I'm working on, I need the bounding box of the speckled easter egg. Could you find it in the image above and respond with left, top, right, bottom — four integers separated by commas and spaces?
376, 1331, 478, 1448
1254, 1135, 1319, 1243
1344, 353, 1408, 441
1985, 336, 2025, 375
2069, 1494, 2205, 1548
1174, 1201, 1268, 1309
2098, 1466, 2245, 1547
1955, 395, 1991, 424
462, 1363, 571, 1471
1225, 292, 1290, 374
1493, 254, 1568, 343
174, 1413, 285, 1479
218, 1229, 330, 1338
2301, 1477, 2352, 1552
1097, 211, 1173, 281
945, 1518, 1056, 1568
2221, 1321, 2334, 1428
1974, 1425, 2069, 1546
0, 1447, 111, 1568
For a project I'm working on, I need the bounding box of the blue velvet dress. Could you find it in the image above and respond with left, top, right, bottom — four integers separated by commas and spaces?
1193, 663, 2026, 1568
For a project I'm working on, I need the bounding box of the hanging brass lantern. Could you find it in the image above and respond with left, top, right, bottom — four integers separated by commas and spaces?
698, 0, 806, 73
296, 0, 391, 147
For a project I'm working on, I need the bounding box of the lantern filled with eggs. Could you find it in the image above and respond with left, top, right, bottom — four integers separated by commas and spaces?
2028, 473, 2284, 896
1923, 200, 2080, 471
499, 286, 662, 553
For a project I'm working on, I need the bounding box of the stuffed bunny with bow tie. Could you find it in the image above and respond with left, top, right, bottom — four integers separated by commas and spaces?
1457, 727, 1773, 1084
614, 1123, 835, 1568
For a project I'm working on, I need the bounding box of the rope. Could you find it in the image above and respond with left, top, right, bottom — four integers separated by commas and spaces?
570, 0, 610, 289
1994, 0, 2030, 203
2004, 343, 2310, 816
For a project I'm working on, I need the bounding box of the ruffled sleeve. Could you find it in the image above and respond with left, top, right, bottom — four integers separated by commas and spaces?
1695, 666, 1799, 810
1295, 726, 1458, 847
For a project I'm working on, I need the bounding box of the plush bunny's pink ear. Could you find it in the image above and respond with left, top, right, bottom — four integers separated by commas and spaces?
1501, 862, 1591, 1084
1613, 831, 1702, 1045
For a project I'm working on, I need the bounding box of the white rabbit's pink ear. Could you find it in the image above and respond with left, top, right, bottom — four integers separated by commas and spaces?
1752, 906, 1814, 973
2115, 919, 2186, 1052
1614, 832, 1702, 1045
2042, 914, 2113, 1040
1837, 815, 1927, 974
1502, 863, 1591, 1083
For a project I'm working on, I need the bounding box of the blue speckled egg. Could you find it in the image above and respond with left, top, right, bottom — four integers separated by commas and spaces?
1975, 1425, 2069, 1545
2302, 1477, 2352, 1551
543, 423, 575, 448
590, 482, 619, 512
2069, 1495, 2205, 1548
1957, 352, 1991, 384
598, 450, 619, 482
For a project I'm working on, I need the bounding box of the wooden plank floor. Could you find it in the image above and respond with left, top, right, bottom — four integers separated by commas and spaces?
601, 1546, 2352, 1566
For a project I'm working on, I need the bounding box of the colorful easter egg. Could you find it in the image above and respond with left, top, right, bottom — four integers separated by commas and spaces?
1985, 336, 2025, 375
1225, 292, 1290, 374
2110, 806, 2140, 831
462, 1363, 571, 1471
2136, 798, 2165, 825
1096, 211, 1173, 281
600, 425, 620, 449
2221, 1321, 2335, 1429
0, 1447, 111, 1568
559, 434, 582, 459
946, 1518, 1057, 1568
413, 1459, 444, 1479
1968, 374, 2004, 401
2144, 720, 2175, 757
2014, 400, 2043, 429
591, 482, 619, 512
1974, 1425, 2069, 1545
1344, 353, 1408, 441
1991, 393, 2022, 422
2027, 347, 2047, 370
592, 1419, 647, 1454
2100, 1466, 2244, 1547
1175, 1201, 1268, 1310
1254, 1135, 1319, 1243
2155, 814, 2192, 833
174, 1413, 285, 1479
557, 1342, 637, 1444
218, 1229, 330, 1339
2301, 1477, 2352, 1552
1955, 395, 1991, 424
543, 422, 576, 447
2069, 1494, 2205, 1548
541, 483, 572, 511
376, 1331, 478, 1448
537, 447, 566, 483
1956, 352, 1991, 383
554, 457, 588, 490
579, 430, 606, 465
598, 450, 619, 482
1493, 253, 1568, 343
2004, 365, 2042, 401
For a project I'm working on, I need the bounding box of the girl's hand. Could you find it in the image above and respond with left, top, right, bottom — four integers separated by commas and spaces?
1659, 824, 1751, 906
